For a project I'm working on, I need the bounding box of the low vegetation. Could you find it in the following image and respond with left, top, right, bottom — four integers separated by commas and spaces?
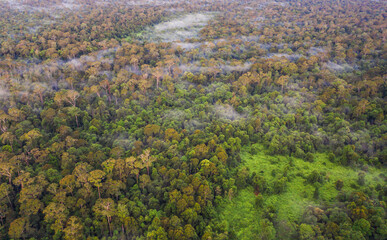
217, 144, 385, 239
0, 0, 385, 239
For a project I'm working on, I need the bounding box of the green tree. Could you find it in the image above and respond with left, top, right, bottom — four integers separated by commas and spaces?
43, 202, 68, 234
63, 216, 84, 240
88, 170, 106, 198
299, 224, 315, 240
93, 198, 116, 236
8, 217, 29, 239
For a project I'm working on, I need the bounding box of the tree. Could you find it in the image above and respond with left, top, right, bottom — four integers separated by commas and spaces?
164, 55, 178, 76
352, 219, 371, 237
335, 179, 344, 190
354, 99, 370, 118
198, 184, 212, 205
104, 179, 125, 199
357, 172, 366, 186
147, 226, 168, 240
273, 177, 287, 194
165, 128, 180, 142
88, 170, 106, 198
20, 129, 42, 150
184, 224, 197, 239
8, 217, 28, 240
90, 85, 101, 97
151, 65, 164, 89
59, 174, 76, 195
139, 149, 156, 175
0, 111, 10, 133
0, 162, 15, 184
299, 224, 315, 240
144, 124, 160, 137
1, 131, 16, 146
66, 106, 82, 127
93, 198, 116, 236
19, 197, 44, 217
125, 156, 143, 182
65, 77, 76, 90
341, 145, 359, 165
117, 202, 130, 234
255, 194, 264, 208
276, 75, 289, 93
258, 219, 276, 240
207, 58, 221, 79
65, 90, 80, 107
32, 83, 47, 104
73, 162, 92, 187
0, 183, 13, 207
139, 174, 151, 191
0, 1, 386, 239
130, 55, 140, 71
63, 216, 84, 240
100, 79, 112, 102
102, 158, 116, 178
54, 90, 66, 107
43, 202, 68, 234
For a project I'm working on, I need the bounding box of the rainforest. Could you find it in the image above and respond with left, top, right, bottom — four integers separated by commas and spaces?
0, 0, 386, 239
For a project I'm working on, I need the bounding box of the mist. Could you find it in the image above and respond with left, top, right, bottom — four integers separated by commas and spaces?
142, 12, 216, 42
213, 104, 246, 122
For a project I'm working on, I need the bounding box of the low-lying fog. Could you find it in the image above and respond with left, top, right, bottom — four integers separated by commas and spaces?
142, 12, 216, 42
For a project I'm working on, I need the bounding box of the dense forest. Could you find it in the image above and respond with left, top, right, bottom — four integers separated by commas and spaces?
0, 0, 386, 239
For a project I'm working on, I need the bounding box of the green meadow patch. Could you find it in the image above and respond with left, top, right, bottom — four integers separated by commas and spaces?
217, 144, 385, 237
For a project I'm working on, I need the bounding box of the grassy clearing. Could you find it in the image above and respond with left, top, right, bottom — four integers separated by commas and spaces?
217, 189, 259, 239
217, 144, 385, 237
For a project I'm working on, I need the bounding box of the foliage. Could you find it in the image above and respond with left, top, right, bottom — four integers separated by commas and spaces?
0, 0, 385, 239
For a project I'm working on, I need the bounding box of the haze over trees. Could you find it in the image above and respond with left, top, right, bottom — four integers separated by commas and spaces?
0, 0, 386, 239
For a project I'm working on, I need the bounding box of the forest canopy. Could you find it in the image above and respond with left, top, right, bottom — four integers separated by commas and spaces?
0, 0, 386, 239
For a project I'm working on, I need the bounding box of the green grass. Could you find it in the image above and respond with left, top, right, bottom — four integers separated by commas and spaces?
217, 189, 259, 239
217, 144, 385, 236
